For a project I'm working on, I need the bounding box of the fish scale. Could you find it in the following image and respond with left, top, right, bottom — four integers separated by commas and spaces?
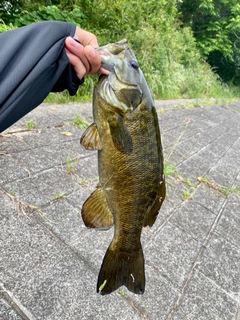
80, 39, 166, 295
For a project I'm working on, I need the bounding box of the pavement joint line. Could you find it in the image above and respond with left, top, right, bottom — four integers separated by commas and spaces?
166, 194, 228, 319
1, 100, 240, 318
31, 210, 100, 276
207, 135, 240, 167
0, 281, 36, 320
2, 130, 82, 153
144, 202, 184, 248
117, 293, 151, 320
20, 165, 31, 178
174, 122, 240, 169
195, 197, 225, 216
4, 132, 33, 149
186, 116, 238, 147
0, 186, 33, 217
1, 183, 81, 220
160, 104, 237, 132
199, 266, 240, 304
183, 112, 239, 142
4, 154, 96, 183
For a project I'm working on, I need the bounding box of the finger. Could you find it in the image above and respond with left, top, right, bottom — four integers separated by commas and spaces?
65, 37, 90, 73
84, 45, 102, 75
65, 35, 110, 77
84, 45, 111, 75
75, 27, 99, 48
65, 50, 86, 79
65, 36, 80, 51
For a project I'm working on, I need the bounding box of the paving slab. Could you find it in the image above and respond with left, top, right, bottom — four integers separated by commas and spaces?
171, 270, 239, 320
1, 99, 240, 319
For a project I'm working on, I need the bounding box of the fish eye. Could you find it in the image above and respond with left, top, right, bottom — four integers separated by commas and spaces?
130, 60, 139, 69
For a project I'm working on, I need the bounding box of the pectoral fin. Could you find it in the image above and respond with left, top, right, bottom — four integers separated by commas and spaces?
80, 123, 102, 150
108, 115, 133, 153
143, 178, 166, 227
81, 185, 114, 229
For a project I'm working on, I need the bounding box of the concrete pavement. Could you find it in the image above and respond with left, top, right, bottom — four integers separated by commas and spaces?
0, 99, 240, 319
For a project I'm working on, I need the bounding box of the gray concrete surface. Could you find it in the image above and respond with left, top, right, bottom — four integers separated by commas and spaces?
0, 99, 240, 319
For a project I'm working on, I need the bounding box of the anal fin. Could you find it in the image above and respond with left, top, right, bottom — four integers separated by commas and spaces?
81, 185, 113, 229
143, 178, 166, 227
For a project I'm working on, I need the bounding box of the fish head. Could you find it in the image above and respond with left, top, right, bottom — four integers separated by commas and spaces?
96, 39, 144, 114
97, 39, 129, 72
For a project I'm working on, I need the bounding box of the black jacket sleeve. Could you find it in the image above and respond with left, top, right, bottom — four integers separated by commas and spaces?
0, 21, 84, 132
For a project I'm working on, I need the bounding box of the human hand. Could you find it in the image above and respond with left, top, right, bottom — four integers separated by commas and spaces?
65, 26, 109, 79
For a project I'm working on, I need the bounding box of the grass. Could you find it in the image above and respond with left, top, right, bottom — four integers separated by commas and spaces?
44, 83, 239, 105
70, 114, 90, 129
198, 176, 240, 196
119, 289, 125, 296
54, 193, 66, 200
45, 91, 90, 104
4, 186, 41, 216
182, 188, 194, 201
44, 77, 97, 104
3, 4, 240, 104
7, 184, 15, 197
164, 161, 178, 178
181, 178, 196, 200
26, 119, 36, 131
35, 208, 55, 224
66, 154, 79, 174
79, 177, 93, 187
163, 117, 189, 180
79, 176, 99, 187
0, 23, 16, 32
184, 178, 195, 188
42, 43, 240, 106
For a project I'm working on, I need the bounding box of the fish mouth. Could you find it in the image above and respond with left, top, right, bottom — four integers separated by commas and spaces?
97, 49, 124, 73
97, 43, 130, 74
99, 73, 137, 92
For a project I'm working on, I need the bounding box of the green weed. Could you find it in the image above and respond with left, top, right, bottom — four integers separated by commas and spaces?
184, 178, 195, 188
164, 161, 178, 178
6, 2, 240, 101
44, 77, 96, 104
164, 120, 188, 180
26, 119, 35, 131
119, 289, 125, 296
198, 176, 240, 196
182, 178, 196, 200
66, 154, 79, 174
79, 176, 99, 187
35, 208, 55, 224
8, 184, 15, 197
182, 189, 194, 201
54, 193, 66, 200
70, 114, 90, 129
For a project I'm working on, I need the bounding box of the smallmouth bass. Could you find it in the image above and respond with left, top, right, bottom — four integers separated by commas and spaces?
80, 39, 166, 295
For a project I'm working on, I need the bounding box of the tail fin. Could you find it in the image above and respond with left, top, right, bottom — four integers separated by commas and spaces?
97, 243, 145, 295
